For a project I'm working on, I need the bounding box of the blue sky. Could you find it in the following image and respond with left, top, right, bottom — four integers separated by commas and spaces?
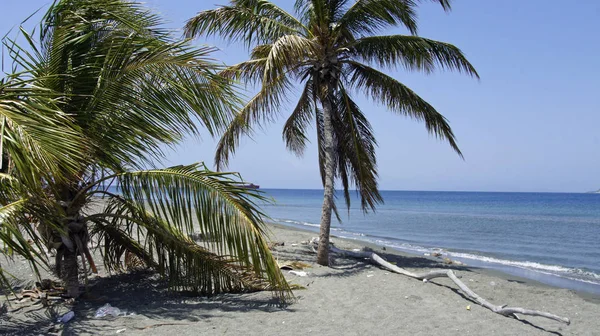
2, 0, 600, 192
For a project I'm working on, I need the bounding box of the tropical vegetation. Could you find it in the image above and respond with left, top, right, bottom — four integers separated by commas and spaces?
0, 0, 290, 300
184, 0, 479, 265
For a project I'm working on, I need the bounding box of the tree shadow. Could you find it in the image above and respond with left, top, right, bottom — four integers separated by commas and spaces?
272, 245, 370, 278
273, 244, 475, 280
60, 270, 297, 335
271, 246, 316, 264
319, 257, 370, 278
1, 269, 301, 335
0, 304, 62, 336
427, 281, 564, 336
507, 279, 527, 284
370, 249, 474, 273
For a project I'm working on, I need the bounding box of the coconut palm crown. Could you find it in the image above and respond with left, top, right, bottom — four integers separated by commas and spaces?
185, 0, 479, 265
0, 0, 290, 300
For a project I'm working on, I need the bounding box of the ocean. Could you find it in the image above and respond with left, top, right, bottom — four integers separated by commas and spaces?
259, 189, 600, 295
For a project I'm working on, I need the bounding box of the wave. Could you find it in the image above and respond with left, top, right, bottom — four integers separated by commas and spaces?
355, 235, 600, 286
273, 218, 342, 231
446, 252, 600, 284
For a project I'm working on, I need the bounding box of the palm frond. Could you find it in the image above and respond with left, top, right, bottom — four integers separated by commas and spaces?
89, 201, 259, 295
184, 1, 305, 46
337, 0, 453, 37
221, 58, 268, 86
282, 78, 315, 156
0, 196, 65, 291
327, 0, 352, 22
349, 35, 479, 76
263, 34, 315, 83
333, 85, 382, 212
216, 33, 316, 166
0, 76, 86, 183
18, 0, 241, 171
336, 0, 419, 36
82, 41, 238, 170
215, 62, 293, 170
346, 61, 462, 156
82, 164, 292, 299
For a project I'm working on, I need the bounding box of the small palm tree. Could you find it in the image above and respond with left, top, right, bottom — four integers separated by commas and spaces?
0, 0, 290, 300
185, 0, 479, 265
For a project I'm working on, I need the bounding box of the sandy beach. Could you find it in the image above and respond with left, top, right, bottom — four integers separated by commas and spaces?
1, 222, 599, 336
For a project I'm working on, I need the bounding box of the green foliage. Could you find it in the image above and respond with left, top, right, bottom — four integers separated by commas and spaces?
84, 164, 289, 297
185, 0, 478, 213
0, 0, 291, 299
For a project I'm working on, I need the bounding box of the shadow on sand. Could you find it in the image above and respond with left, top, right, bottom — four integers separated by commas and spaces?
1, 246, 563, 335
61, 270, 294, 335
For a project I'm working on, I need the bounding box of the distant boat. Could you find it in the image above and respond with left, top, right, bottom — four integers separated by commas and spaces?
241, 183, 260, 189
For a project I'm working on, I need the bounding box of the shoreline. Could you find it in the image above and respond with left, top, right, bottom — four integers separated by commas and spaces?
269, 219, 600, 298
267, 222, 600, 304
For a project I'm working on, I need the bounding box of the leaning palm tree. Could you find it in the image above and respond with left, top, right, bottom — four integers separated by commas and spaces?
185, 0, 479, 265
0, 0, 290, 300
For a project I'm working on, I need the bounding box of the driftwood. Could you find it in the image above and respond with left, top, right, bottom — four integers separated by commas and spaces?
312, 239, 570, 325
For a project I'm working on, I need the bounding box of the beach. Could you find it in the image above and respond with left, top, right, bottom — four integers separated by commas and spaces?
2, 222, 599, 335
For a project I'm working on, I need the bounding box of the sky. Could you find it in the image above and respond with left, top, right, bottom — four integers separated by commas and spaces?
1, 0, 599, 192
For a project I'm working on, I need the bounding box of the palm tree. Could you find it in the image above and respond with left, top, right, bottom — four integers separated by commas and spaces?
0, 0, 290, 299
184, 0, 479, 265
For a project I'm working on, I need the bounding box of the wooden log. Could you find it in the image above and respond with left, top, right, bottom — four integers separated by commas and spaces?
318, 241, 570, 325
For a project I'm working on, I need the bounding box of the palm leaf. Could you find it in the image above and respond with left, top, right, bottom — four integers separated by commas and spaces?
263, 34, 314, 83
184, 1, 304, 46
30, 0, 240, 171
221, 58, 268, 86
89, 200, 259, 294
215, 62, 293, 170
337, 0, 452, 37
0, 75, 86, 183
337, 0, 418, 37
294, 0, 329, 27
346, 61, 462, 156
333, 85, 382, 211
0, 196, 65, 291
81, 164, 292, 299
349, 35, 479, 76
282, 78, 316, 156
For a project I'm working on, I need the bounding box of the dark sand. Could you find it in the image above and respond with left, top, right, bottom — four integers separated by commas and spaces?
1, 223, 599, 335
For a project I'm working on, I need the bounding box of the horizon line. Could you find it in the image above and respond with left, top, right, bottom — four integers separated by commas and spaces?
256, 188, 594, 194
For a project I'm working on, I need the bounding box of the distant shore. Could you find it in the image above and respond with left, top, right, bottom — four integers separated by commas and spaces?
1, 221, 599, 335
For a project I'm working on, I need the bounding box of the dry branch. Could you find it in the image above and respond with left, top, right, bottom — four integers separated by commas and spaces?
312, 239, 570, 325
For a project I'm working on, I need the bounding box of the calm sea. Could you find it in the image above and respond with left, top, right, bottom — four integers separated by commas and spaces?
260, 189, 600, 295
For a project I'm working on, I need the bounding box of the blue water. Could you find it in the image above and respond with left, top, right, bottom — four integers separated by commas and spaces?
260, 189, 600, 295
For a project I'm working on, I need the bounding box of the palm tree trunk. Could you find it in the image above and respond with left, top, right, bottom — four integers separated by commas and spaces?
63, 249, 80, 297
317, 96, 336, 266
58, 184, 84, 298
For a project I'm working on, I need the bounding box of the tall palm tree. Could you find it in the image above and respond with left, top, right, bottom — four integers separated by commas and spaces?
0, 0, 290, 300
185, 0, 479, 265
